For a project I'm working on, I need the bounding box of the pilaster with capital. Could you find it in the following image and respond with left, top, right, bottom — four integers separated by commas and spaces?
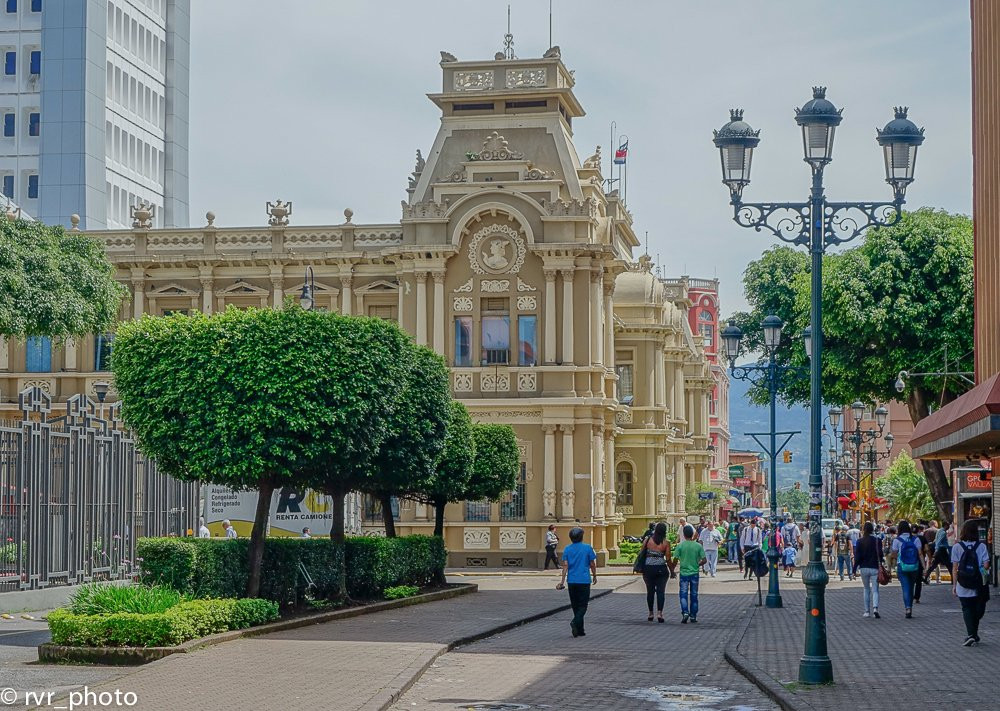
64, 337, 78, 372
591, 425, 604, 521
130, 269, 145, 319
654, 341, 666, 409
340, 275, 353, 316
590, 270, 603, 366
560, 424, 575, 520
199, 266, 214, 314
542, 424, 557, 519
561, 269, 574, 365
415, 271, 428, 345
603, 279, 615, 372
656, 449, 669, 516
432, 271, 446, 355
269, 265, 284, 308
603, 428, 616, 519
674, 368, 686, 422
543, 269, 557, 364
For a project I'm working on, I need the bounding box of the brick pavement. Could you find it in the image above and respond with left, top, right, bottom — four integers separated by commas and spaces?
730, 578, 999, 711
42, 575, 631, 711
392, 576, 781, 711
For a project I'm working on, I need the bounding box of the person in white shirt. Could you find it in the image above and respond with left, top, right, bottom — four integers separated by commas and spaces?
301, 527, 312, 539
198, 517, 210, 539
223, 519, 238, 539
544, 524, 560, 570
782, 516, 802, 549
952, 519, 991, 646
740, 520, 763, 580
699, 522, 723, 576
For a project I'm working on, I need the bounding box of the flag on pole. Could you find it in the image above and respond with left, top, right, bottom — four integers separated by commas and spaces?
613, 140, 629, 165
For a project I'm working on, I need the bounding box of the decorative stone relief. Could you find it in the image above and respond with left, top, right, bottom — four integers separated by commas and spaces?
453, 372, 473, 392
468, 223, 526, 276
560, 491, 575, 510
506, 68, 546, 88
480, 279, 510, 293
542, 197, 599, 218
499, 527, 527, 550
542, 490, 557, 517
401, 200, 449, 219
463, 527, 491, 549
22, 379, 54, 395
501, 558, 524, 567
481, 372, 510, 392
465, 557, 488, 567
517, 372, 537, 392
453, 297, 473, 312
524, 162, 555, 180
467, 131, 524, 161
454, 71, 494, 91
454, 278, 473, 293
615, 409, 633, 425
477, 409, 542, 420
517, 277, 536, 292
516, 296, 536, 311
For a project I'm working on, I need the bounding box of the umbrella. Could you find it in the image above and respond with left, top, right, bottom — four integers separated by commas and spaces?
739, 507, 764, 518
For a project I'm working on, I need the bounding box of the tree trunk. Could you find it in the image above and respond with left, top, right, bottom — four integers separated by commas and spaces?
326, 483, 349, 600
380, 492, 397, 538
246, 474, 276, 599
906, 387, 954, 523
433, 497, 446, 538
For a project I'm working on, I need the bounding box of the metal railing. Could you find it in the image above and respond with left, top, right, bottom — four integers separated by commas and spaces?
0, 387, 198, 593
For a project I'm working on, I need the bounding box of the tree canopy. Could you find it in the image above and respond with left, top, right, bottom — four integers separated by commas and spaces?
467, 423, 520, 502
730, 208, 973, 518
874, 452, 937, 523
0, 217, 125, 338
416, 401, 476, 537
112, 306, 412, 595
776, 487, 809, 519
684, 481, 728, 516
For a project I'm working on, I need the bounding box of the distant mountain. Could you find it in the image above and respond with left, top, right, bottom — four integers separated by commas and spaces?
728, 376, 810, 489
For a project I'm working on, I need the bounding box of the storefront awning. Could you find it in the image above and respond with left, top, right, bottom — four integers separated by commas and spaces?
911, 373, 1000, 459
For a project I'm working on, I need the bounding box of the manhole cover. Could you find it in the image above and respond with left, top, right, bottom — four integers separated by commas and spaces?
620, 685, 745, 710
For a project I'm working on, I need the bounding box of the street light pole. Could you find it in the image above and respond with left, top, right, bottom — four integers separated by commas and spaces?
712, 88, 925, 686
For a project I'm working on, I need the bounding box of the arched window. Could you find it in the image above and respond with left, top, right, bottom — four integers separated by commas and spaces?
615, 461, 633, 506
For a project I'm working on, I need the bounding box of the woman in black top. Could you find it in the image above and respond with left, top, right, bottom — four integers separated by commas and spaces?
641, 522, 671, 623
853, 521, 884, 619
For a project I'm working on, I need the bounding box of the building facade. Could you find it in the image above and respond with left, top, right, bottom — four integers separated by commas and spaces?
728, 449, 766, 510
0, 0, 189, 228
0, 47, 711, 566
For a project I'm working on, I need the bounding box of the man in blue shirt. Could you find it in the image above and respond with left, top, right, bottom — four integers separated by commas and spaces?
557, 527, 597, 637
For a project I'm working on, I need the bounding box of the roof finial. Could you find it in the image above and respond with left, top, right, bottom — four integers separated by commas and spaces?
503, 4, 515, 60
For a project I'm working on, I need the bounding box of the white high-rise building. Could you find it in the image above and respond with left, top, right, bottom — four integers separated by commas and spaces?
0, 0, 189, 228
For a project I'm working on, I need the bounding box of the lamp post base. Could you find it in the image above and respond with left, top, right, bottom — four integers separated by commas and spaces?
798, 655, 834, 685
799, 557, 833, 685
766, 545, 783, 608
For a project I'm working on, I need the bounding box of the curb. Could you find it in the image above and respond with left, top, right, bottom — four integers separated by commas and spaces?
723, 604, 812, 711
368, 577, 638, 711
37, 583, 479, 666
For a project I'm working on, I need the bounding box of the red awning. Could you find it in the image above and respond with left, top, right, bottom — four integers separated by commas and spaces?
910, 373, 1000, 460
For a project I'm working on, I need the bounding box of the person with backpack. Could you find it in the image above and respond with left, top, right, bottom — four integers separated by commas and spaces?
952, 519, 991, 646
639, 522, 672, 622
925, 521, 953, 583
852, 521, 884, 618
892, 519, 924, 618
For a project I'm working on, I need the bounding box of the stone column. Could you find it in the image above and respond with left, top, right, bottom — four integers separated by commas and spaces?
591, 425, 605, 521
415, 271, 428, 345
603, 280, 615, 369
603, 429, 616, 519
674, 368, 686, 422
656, 449, 668, 516
543, 269, 557, 364
561, 269, 574, 365
269, 265, 284, 308
432, 271, 445, 355
199, 267, 213, 314
542, 425, 557, 519
560, 424, 575, 520
64, 338, 78, 372
676, 462, 687, 514
589, 270, 602, 366
340, 275, 353, 316
654, 342, 665, 408
131, 273, 145, 320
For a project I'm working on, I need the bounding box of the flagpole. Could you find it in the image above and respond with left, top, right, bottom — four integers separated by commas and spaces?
609, 120, 616, 193
620, 134, 629, 206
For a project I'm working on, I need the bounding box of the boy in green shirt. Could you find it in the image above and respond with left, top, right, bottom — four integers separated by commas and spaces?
672, 524, 707, 623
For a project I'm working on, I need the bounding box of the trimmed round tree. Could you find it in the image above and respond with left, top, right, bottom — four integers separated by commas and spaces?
415, 401, 476, 538
361, 344, 451, 537
467, 422, 521, 504
111, 306, 410, 597
0, 216, 125, 338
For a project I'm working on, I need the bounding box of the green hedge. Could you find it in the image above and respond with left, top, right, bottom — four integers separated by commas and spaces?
47, 598, 279, 648
137, 535, 445, 605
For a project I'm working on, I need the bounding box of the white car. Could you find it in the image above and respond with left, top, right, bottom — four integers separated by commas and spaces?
821, 518, 840, 545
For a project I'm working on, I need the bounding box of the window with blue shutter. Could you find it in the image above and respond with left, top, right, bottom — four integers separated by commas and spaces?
5, 0, 15, 13
28, 112, 38, 136
29, 0, 39, 11
2, 175, 13, 199
27, 174, 37, 199
94, 334, 114, 371
25, 337, 51, 372
4, 52, 15, 75
3, 113, 13, 137
29, 50, 40, 75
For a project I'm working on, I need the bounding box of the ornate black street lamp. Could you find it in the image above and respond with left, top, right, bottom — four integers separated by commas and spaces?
827, 403, 893, 523
299, 266, 316, 311
713, 87, 924, 685
722, 316, 807, 609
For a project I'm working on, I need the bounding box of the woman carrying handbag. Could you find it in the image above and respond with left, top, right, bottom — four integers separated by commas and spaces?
853, 522, 885, 619
637, 522, 672, 623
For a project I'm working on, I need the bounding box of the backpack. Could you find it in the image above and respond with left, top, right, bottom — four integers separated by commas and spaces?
898, 535, 920, 572
956, 542, 983, 590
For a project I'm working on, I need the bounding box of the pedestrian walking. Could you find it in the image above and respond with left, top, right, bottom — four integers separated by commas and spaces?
726, 518, 740, 565
884, 525, 898, 571
834, 524, 854, 581
912, 523, 925, 604
952, 519, 991, 646
672, 524, 706, 624
892, 519, 924, 618
640, 522, 672, 622
198, 517, 211, 538
740, 519, 762, 580
544, 524, 560, 570
301, 527, 311, 538
699, 521, 723, 577
853, 522, 883, 618
556, 527, 597, 638
926, 521, 953, 583
223, 519, 237, 538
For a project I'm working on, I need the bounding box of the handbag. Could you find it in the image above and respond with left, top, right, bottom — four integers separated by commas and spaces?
878, 564, 891, 586
633, 540, 648, 574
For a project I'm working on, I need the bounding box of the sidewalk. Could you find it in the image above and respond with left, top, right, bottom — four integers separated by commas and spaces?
728, 578, 1000, 711
40, 575, 634, 711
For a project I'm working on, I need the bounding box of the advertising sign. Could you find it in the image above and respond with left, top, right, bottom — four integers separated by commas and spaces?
733, 477, 752, 487
728, 465, 745, 477
697, 491, 716, 500
204, 484, 342, 538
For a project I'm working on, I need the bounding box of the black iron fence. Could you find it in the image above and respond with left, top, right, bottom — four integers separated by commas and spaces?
0, 387, 198, 592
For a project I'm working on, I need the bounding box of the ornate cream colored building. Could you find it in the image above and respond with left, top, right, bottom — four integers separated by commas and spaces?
5, 48, 711, 566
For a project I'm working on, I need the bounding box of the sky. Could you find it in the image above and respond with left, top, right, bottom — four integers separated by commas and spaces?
188, 1, 972, 315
